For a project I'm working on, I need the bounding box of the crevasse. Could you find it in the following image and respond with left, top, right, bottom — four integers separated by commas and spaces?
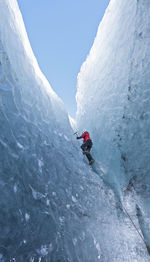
0, 0, 150, 261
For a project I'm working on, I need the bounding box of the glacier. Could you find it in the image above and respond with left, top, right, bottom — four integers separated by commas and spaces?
0, 0, 150, 261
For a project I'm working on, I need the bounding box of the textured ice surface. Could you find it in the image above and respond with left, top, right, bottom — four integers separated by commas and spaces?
77, 0, 150, 259
0, 0, 150, 261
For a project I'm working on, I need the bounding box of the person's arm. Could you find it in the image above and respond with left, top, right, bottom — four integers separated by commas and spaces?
76, 133, 85, 139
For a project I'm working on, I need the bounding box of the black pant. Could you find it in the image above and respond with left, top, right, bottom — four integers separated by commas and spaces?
81, 139, 94, 162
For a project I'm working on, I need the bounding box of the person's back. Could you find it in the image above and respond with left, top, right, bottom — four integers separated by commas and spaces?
77, 131, 91, 143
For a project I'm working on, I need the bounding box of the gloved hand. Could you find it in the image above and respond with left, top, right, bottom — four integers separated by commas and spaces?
76, 137, 79, 139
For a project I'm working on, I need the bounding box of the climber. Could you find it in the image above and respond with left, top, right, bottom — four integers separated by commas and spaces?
76, 130, 95, 165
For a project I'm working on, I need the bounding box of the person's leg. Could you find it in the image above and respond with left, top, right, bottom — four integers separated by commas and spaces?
81, 140, 91, 152
86, 140, 93, 152
81, 140, 94, 164
81, 143, 87, 152
85, 152, 93, 162
84, 140, 94, 162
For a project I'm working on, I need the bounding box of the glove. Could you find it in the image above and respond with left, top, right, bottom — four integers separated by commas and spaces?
76, 137, 79, 139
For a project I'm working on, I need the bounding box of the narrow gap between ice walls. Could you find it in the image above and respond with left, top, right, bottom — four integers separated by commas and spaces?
0, 0, 150, 261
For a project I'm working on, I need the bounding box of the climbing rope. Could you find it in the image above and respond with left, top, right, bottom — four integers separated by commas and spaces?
120, 201, 150, 252
92, 161, 150, 253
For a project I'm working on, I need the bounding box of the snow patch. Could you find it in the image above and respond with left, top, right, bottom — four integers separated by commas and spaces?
25, 213, 30, 222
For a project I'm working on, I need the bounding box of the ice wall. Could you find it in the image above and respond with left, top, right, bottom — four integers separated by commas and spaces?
76, 0, 150, 253
76, 0, 150, 189
0, 1, 120, 261
0, 0, 99, 261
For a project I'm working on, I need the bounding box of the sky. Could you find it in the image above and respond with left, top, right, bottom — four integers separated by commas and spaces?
17, 0, 110, 118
